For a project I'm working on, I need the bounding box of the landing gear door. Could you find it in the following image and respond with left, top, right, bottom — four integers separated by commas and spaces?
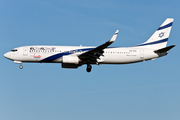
23, 47, 28, 56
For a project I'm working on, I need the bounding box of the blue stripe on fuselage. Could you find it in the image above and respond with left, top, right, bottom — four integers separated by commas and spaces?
40, 38, 169, 62
40, 48, 94, 62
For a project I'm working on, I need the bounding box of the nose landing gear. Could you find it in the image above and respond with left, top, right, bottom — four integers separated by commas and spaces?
14, 61, 23, 69
19, 65, 23, 69
86, 64, 92, 72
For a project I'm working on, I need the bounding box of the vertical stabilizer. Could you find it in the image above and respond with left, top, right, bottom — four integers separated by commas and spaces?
135, 18, 174, 49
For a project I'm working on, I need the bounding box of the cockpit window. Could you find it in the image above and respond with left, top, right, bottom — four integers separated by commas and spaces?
11, 49, 18, 52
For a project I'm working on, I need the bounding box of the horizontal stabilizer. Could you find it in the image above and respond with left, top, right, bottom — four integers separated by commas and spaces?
154, 45, 175, 53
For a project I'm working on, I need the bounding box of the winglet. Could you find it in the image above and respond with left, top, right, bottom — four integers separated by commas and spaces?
78, 30, 119, 59
109, 30, 119, 42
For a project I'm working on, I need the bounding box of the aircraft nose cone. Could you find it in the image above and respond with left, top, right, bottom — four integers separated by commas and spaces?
4, 52, 10, 59
4, 53, 8, 58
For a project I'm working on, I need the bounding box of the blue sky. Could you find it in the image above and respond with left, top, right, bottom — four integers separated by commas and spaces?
1, 0, 180, 120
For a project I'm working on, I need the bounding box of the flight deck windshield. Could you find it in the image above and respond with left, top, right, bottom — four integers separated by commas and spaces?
11, 49, 18, 52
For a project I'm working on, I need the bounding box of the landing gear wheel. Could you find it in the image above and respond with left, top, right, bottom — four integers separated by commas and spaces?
19, 65, 23, 69
86, 64, 92, 72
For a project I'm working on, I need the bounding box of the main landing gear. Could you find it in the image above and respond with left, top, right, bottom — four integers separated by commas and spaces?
86, 64, 92, 72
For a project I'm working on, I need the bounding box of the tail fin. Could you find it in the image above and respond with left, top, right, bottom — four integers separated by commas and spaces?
135, 18, 174, 49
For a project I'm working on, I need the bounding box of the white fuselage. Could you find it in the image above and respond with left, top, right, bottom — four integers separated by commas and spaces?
4, 45, 164, 64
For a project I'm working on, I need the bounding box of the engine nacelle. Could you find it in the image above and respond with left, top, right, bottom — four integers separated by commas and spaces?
62, 63, 79, 68
62, 55, 79, 64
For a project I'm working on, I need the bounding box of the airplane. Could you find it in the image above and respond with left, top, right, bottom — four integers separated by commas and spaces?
4, 18, 175, 72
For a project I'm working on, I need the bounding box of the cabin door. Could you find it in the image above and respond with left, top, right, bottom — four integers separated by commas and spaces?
140, 50, 144, 59
23, 47, 28, 56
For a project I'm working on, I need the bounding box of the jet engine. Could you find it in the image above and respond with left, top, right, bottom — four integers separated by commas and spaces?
62, 55, 80, 68
62, 55, 79, 64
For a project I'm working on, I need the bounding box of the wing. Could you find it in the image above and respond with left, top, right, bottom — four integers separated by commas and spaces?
78, 30, 119, 63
